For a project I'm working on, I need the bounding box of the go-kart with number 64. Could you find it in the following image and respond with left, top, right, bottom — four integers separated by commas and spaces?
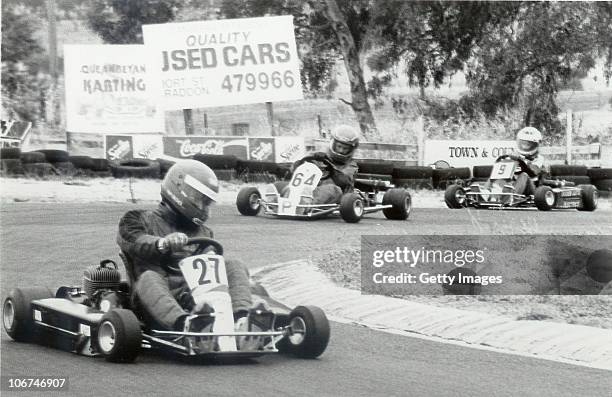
2, 237, 330, 363
236, 155, 412, 223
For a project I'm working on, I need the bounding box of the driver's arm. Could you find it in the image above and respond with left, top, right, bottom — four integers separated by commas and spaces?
331, 161, 358, 190
517, 158, 541, 178
117, 210, 167, 261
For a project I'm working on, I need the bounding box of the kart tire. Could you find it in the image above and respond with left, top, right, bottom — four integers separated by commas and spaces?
553, 175, 591, 185
382, 188, 411, 220
472, 165, 493, 179
281, 306, 330, 359
110, 159, 160, 179
97, 309, 141, 363
20, 151, 46, 164
444, 184, 466, 209
236, 187, 261, 216
355, 173, 392, 181
68, 155, 95, 170
577, 184, 598, 211
392, 177, 433, 190
549, 164, 588, 177
0, 147, 21, 159
587, 168, 612, 181
193, 154, 238, 170
273, 181, 288, 195
392, 166, 433, 179
339, 192, 364, 223
23, 162, 56, 178
3, 287, 53, 342
36, 149, 69, 163
0, 159, 24, 176
534, 186, 555, 211
356, 161, 395, 176
91, 158, 110, 172
586, 249, 612, 283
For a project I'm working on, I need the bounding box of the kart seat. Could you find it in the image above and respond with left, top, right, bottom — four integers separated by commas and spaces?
119, 251, 138, 289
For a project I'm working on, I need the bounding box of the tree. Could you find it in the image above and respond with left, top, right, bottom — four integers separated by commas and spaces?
86, 0, 186, 44
464, 1, 610, 136
220, 0, 379, 137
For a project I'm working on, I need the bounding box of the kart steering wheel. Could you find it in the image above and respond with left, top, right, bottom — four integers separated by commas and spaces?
299, 154, 334, 171
495, 154, 512, 162
187, 237, 224, 256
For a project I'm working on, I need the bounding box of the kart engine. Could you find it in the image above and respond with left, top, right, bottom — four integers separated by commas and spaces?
83, 260, 121, 299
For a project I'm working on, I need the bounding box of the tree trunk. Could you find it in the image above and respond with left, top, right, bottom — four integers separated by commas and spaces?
322, 0, 377, 138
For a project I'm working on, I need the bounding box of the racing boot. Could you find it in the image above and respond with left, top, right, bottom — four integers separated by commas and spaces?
501, 184, 515, 205
181, 305, 216, 353
235, 301, 274, 351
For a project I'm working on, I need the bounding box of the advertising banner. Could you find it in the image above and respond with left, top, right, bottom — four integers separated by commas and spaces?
142, 16, 303, 110
248, 137, 275, 161
64, 45, 164, 133
162, 136, 248, 159
104, 135, 133, 161
424, 140, 516, 167
274, 136, 306, 163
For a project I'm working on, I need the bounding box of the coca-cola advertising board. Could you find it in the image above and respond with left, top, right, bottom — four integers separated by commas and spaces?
163, 136, 248, 159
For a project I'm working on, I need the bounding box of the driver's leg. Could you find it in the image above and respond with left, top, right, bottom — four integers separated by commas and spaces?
225, 259, 253, 316
135, 270, 188, 330
313, 184, 343, 204
514, 173, 529, 195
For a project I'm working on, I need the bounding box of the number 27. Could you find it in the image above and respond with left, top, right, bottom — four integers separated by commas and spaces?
192, 258, 220, 285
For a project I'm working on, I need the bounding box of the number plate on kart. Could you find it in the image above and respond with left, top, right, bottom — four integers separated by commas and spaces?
491, 162, 516, 179
277, 197, 295, 215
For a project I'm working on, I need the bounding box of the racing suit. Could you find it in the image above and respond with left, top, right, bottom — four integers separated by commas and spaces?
513, 154, 546, 196
117, 201, 252, 330
291, 151, 358, 204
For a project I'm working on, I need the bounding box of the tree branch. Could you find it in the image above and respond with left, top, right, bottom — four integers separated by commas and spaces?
338, 97, 353, 106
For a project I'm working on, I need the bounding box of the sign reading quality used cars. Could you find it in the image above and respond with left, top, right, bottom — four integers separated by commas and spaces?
142, 16, 303, 110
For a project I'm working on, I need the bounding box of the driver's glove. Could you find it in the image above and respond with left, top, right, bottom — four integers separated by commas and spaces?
509, 153, 524, 161
312, 151, 328, 162
156, 232, 188, 253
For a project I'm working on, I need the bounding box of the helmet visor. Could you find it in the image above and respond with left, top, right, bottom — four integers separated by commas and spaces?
332, 140, 354, 155
518, 139, 538, 153
183, 174, 217, 210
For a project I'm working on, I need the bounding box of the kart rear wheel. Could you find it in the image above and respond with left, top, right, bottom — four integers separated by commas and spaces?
282, 306, 330, 359
577, 184, 598, 211
534, 186, 555, 211
444, 184, 466, 209
382, 188, 412, 220
3, 287, 53, 342
97, 309, 141, 363
339, 193, 364, 223
236, 187, 261, 216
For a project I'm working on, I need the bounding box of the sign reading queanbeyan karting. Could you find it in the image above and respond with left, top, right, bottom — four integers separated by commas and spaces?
142, 16, 303, 110
64, 45, 164, 133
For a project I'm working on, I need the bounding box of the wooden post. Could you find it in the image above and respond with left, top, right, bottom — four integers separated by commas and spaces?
416, 116, 425, 166
266, 101, 275, 136
566, 109, 572, 165
183, 109, 194, 135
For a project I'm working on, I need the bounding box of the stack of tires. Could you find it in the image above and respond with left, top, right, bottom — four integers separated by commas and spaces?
432, 167, 471, 189
0, 148, 24, 176
109, 159, 160, 179
549, 165, 591, 185
69, 156, 112, 177
588, 167, 612, 195
390, 166, 433, 189
236, 158, 285, 183
193, 154, 239, 181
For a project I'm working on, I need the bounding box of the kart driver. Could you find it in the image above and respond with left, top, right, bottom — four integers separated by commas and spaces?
506, 126, 546, 196
117, 160, 261, 336
291, 124, 360, 204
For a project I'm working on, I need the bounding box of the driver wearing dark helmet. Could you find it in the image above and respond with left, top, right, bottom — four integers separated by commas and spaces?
291, 125, 360, 204
117, 160, 264, 337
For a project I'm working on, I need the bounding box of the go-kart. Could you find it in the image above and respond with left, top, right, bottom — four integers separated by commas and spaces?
444, 155, 598, 211
235, 155, 412, 223
2, 237, 330, 363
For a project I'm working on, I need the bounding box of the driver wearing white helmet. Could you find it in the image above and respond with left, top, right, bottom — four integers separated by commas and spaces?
507, 126, 546, 195
117, 160, 260, 337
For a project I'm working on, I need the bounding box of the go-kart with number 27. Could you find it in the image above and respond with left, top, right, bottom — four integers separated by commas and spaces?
445, 155, 598, 211
2, 237, 330, 363
236, 155, 412, 223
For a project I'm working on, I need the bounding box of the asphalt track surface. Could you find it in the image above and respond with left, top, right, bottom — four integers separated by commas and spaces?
1, 203, 611, 397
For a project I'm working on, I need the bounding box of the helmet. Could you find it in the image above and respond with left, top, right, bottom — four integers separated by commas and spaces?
328, 125, 360, 164
160, 159, 219, 226
516, 126, 542, 157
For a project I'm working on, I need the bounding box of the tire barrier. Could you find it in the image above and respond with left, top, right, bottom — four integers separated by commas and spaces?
236, 160, 278, 174
90, 158, 110, 172
20, 151, 47, 164
553, 175, 592, 185
357, 161, 395, 176
355, 172, 393, 181
52, 161, 77, 176
193, 154, 239, 170
35, 149, 70, 163
391, 166, 433, 179
392, 177, 434, 190
157, 158, 176, 178
0, 158, 24, 175
0, 147, 21, 159
109, 159, 161, 179
69, 155, 95, 170
432, 167, 471, 189
23, 162, 56, 178
549, 164, 589, 177
214, 169, 237, 181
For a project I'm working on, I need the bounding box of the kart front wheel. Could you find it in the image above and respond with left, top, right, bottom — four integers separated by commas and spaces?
382, 188, 412, 220
339, 193, 364, 223
236, 187, 261, 216
3, 287, 53, 342
534, 186, 555, 211
444, 184, 466, 209
282, 306, 330, 359
577, 184, 598, 211
97, 309, 141, 363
